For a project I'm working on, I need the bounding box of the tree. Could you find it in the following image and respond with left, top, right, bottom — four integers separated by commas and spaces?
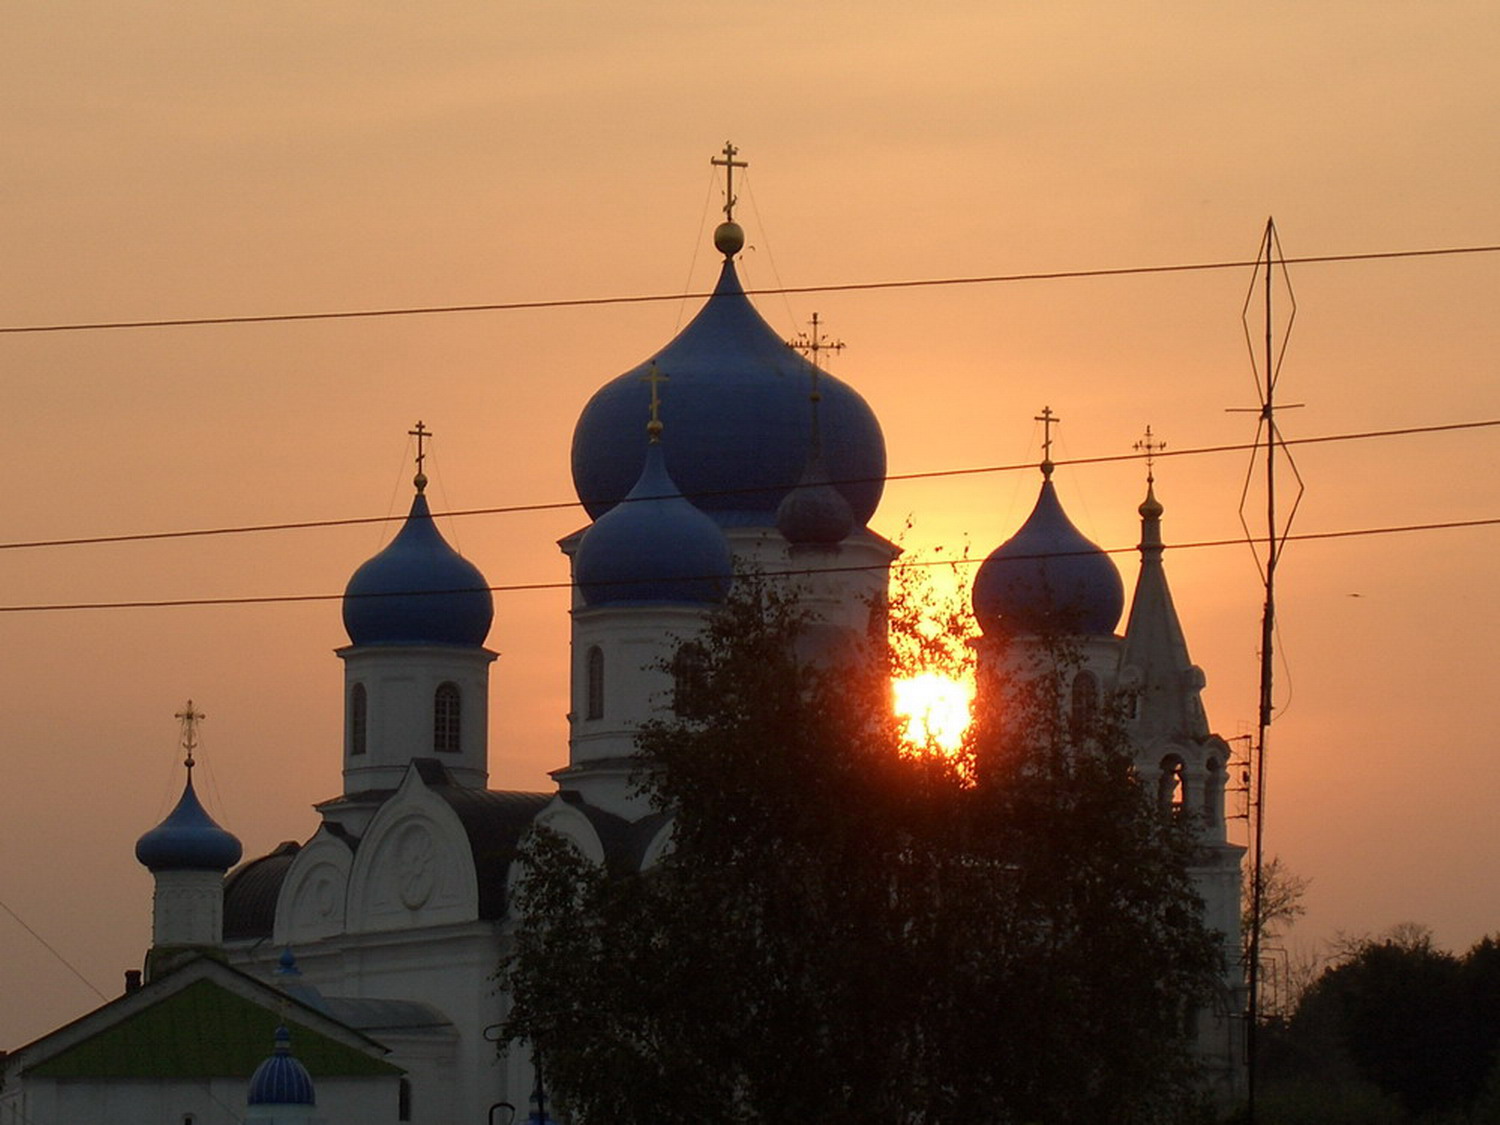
501, 578, 1224, 1124
1243, 855, 1312, 1017
1265, 925, 1500, 1122
1244, 856, 1309, 954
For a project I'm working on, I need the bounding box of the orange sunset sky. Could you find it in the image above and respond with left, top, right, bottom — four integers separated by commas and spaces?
3, 3, 1498, 1048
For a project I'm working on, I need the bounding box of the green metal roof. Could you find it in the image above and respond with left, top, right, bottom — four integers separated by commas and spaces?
26, 978, 402, 1080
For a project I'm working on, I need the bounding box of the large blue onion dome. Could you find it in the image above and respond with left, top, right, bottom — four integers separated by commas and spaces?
135, 774, 243, 873
343, 485, 493, 647
247, 1026, 316, 1107
571, 259, 886, 526
575, 439, 732, 606
972, 472, 1124, 637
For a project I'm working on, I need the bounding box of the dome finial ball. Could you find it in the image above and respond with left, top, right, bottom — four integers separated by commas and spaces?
714, 221, 744, 257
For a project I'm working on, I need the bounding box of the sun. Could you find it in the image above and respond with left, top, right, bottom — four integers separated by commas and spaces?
892, 671, 974, 755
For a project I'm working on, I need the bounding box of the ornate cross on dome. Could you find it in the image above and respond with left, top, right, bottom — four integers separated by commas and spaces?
1035, 405, 1061, 476
409, 420, 431, 493
787, 312, 845, 374
1134, 425, 1167, 483
640, 362, 668, 441
174, 700, 205, 771
711, 141, 748, 222
409, 420, 431, 472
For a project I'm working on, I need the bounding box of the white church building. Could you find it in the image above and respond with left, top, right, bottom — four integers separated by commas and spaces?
0, 164, 1243, 1124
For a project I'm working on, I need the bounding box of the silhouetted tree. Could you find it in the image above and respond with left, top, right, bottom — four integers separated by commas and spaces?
1262, 925, 1500, 1122
501, 579, 1223, 1124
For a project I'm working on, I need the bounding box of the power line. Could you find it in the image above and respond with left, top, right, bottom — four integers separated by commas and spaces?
0, 897, 109, 1001
2, 514, 1495, 616
3, 417, 1495, 554
2, 244, 1498, 336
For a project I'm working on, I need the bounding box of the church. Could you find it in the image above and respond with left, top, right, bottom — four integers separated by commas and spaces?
0, 153, 1244, 1124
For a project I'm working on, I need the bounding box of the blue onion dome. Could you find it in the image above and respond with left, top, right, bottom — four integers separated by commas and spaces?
776, 447, 855, 547
343, 484, 493, 647
972, 472, 1124, 636
575, 440, 732, 606
571, 259, 886, 526
135, 774, 243, 872
247, 1026, 316, 1107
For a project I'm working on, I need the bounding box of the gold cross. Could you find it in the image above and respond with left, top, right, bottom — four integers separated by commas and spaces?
409, 421, 432, 492
640, 362, 668, 440
174, 700, 205, 770
409, 421, 431, 473
710, 141, 748, 222
787, 312, 845, 377
1134, 425, 1167, 482
1035, 406, 1061, 461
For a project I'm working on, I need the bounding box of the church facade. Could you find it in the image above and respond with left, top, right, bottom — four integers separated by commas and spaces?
2, 174, 1243, 1123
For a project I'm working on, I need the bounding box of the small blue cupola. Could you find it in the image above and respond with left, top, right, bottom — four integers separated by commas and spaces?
136, 703, 242, 874
247, 1026, 317, 1109
574, 370, 733, 607
342, 442, 493, 647
776, 448, 856, 548
776, 355, 855, 548
972, 415, 1123, 637
135, 774, 244, 873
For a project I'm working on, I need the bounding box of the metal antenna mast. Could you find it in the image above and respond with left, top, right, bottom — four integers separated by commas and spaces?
1231, 218, 1305, 1121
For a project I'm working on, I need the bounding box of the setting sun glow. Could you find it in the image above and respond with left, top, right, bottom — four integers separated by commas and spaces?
893, 672, 975, 755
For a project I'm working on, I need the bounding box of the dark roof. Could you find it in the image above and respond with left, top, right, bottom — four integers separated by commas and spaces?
428, 781, 550, 917
559, 788, 673, 873
322, 998, 456, 1038
223, 842, 300, 942
314, 787, 396, 810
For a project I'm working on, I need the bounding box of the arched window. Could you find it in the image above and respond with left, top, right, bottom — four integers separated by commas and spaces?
1158, 755, 1186, 814
398, 1077, 412, 1121
349, 683, 368, 757
585, 646, 605, 721
1069, 671, 1099, 737
434, 682, 461, 753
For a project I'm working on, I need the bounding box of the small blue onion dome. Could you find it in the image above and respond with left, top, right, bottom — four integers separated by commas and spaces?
571, 260, 886, 526
135, 775, 243, 873
575, 442, 732, 606
247, 1026, 316, 1107
343, 489, 493, 647
776, 449, 855, 547
972, 476, 1124, 636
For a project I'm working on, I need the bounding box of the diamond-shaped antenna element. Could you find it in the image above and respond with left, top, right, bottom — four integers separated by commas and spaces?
1233, 218, 1306, 584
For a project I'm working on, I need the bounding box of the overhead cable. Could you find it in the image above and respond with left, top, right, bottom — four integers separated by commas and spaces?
2, 244, 1497, 336
2, 514, 1496, 615
2, 417, 1495, 554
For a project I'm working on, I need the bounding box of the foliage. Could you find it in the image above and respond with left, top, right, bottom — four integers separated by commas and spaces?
881, 543, 980, 685
501, 577, 1224, 1124
1260, 926, 1500, 1123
